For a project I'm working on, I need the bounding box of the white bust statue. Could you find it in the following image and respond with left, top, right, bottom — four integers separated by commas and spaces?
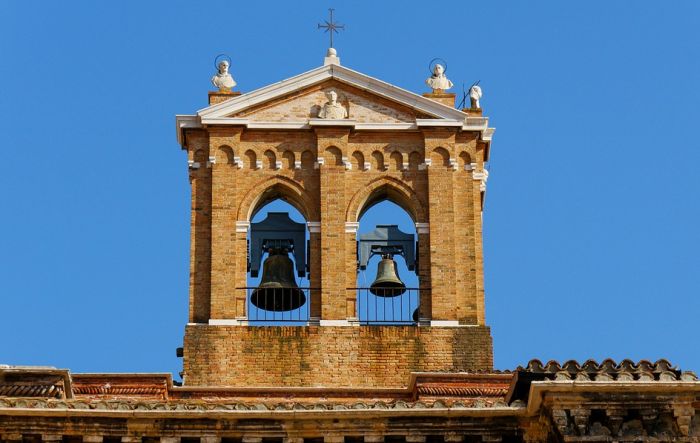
211, 60, 236, 92
469, 84, 483, 109
426, 64, 453, 92
318, 90, 347, 119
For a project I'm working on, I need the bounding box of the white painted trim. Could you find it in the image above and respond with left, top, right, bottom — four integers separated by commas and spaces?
235, 221, 250, 233
319, 319, 353, 327
307, 221, 321, 233
345, 222, 360, 233
430, 320, 461, 327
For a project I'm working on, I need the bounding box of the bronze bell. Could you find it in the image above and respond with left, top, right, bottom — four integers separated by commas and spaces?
369, 254, 406, 297
251, 248, 306, 311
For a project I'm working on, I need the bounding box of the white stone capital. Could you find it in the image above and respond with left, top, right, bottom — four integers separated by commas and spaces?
294, 160, 302, 170
187, 160, 200, 169
449, 158, 458, 170
315, 157, 325, 169
255, 160, 262, 170
402, 162, 409, 171
235, 221, 250, 233
418, 158, 432, 170
363, 162, 371, 171
207, 156, 216, 167
275, 160, 282, 170
415, 222, 430, 234
345, 222, 360, 233
342, 157, 352, 170
307, 221, 321, 233
233, 156, 243, 168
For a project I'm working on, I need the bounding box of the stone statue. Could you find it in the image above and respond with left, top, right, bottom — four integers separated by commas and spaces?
211, 60, 236, 92
469, 84, 483, 109
318, 90, 347, 119
426, 64, 453, 92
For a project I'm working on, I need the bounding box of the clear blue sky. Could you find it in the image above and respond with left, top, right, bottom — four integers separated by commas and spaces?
1, 1, 698, 378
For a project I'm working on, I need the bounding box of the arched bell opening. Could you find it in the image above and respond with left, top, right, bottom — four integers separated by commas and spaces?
247, 199, 311, 324
355, 200, 420, 325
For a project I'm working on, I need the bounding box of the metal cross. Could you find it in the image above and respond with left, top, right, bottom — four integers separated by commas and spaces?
317, 8, 345, 48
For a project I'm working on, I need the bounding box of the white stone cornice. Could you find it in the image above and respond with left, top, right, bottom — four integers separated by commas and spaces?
309, 118, 357, 127
235, 221, 250, 233
201, 117, 249, 126
416, 119, 464, 127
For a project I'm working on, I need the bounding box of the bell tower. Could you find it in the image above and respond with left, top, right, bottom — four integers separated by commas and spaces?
176, 50, 495, 388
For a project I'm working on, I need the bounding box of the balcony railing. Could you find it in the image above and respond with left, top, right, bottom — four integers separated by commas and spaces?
241, 287, 316, 323
239, 287, 424, 325
352, 287, 423, 325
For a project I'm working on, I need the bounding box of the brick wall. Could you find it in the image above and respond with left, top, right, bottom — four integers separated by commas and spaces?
183, 324, 493, 387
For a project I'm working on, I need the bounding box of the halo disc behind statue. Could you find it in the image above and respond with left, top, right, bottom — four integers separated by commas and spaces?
214, 54, 232, 70
428, 58, 448, 75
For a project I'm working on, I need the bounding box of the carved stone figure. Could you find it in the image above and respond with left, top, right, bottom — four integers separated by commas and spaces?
426, 64, 453, 92
318, 90, 347, 119
469, 84, 483, 109
211, 60, 236, 91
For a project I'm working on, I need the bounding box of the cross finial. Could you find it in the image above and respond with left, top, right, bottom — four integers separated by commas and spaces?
317, 8, 345, 48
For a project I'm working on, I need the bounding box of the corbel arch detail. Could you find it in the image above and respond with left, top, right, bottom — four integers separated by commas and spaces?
237, 175, 319, 222
346, 176, 427, 223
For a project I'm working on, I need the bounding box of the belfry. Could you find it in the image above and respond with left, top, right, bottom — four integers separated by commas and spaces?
177, 48, 495, 388
0, 43, 698, 443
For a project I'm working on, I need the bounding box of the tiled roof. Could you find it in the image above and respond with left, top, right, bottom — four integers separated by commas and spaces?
519, 359, 698, 382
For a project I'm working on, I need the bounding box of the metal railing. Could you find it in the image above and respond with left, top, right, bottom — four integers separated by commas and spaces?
352, 287, 423, 325
240, 287, 316, 323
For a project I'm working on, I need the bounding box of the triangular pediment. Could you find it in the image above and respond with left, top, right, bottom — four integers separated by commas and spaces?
197, 64, 469, 124
227, 80, 428, 124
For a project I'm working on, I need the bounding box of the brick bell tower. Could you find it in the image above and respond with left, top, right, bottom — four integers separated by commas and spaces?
175, 49, 495, 388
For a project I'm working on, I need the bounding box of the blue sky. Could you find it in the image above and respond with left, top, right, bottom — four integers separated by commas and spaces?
1, 1, 698, 377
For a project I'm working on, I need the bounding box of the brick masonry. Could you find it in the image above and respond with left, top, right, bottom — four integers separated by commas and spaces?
183, 324, 493, 387
181, 79, 493, 387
